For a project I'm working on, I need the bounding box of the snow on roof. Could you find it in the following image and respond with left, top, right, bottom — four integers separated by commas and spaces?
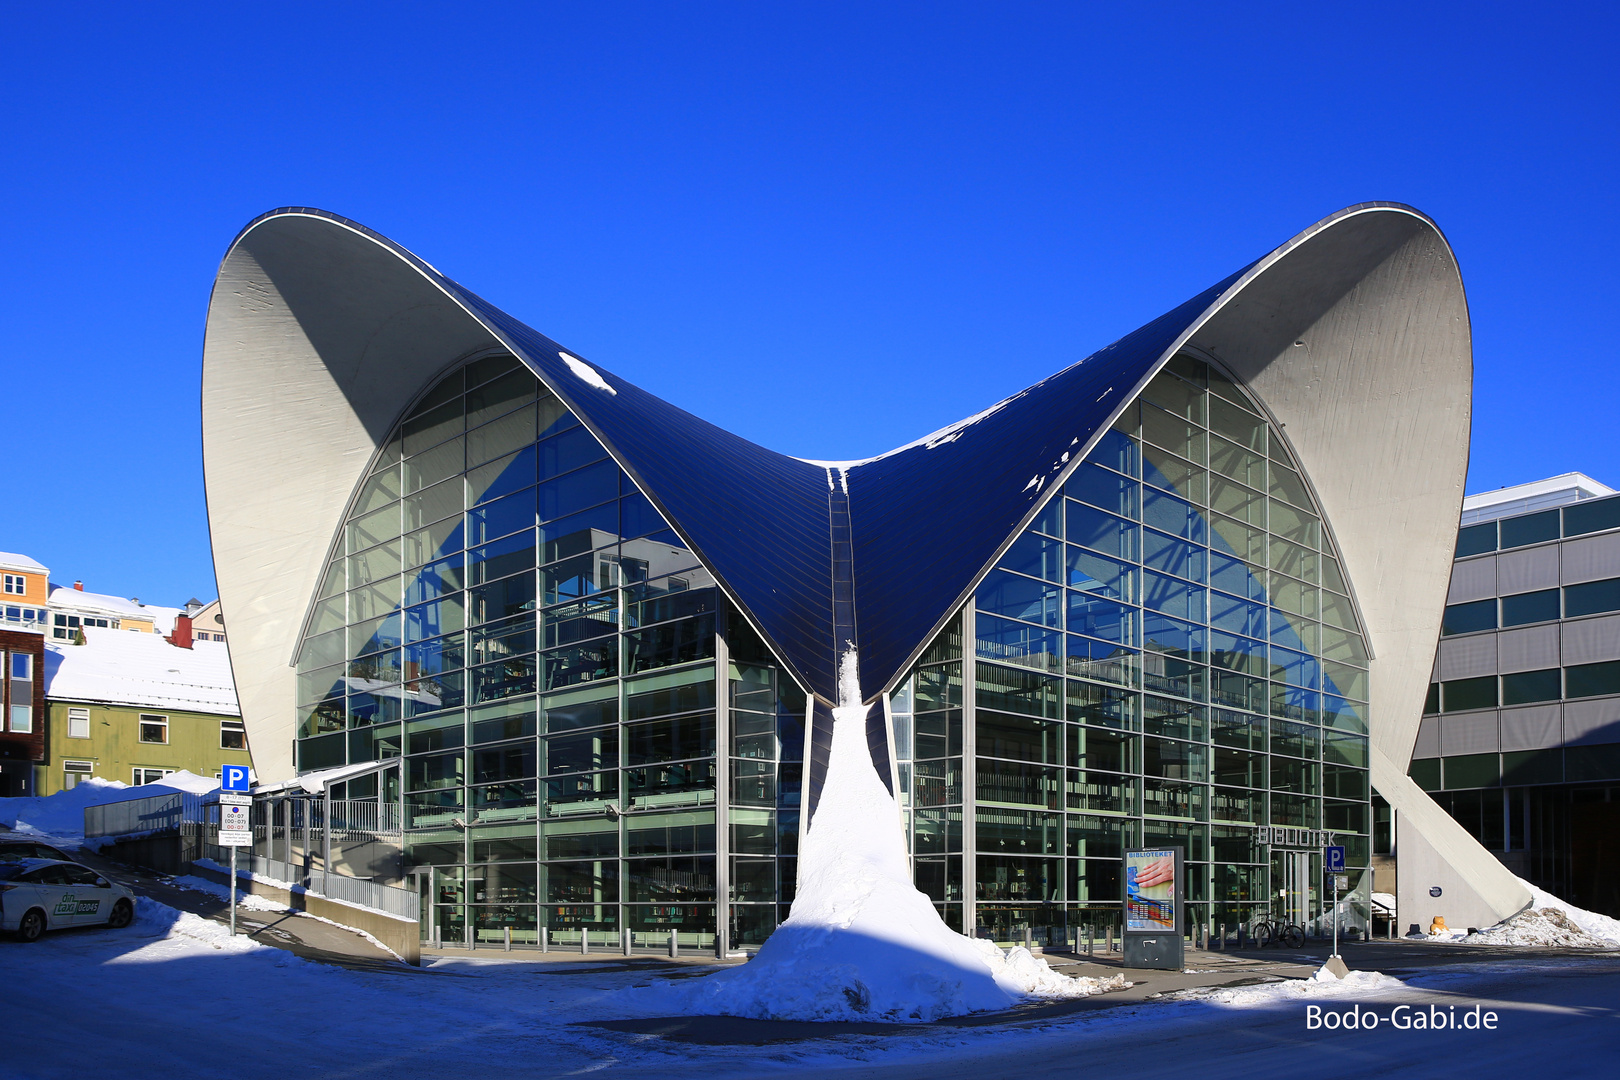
253, 760, 393, 796
44, 627, 240, 716
0, 551, 48, 575
1461, 472, 1616, 525
47, 584, 184, 634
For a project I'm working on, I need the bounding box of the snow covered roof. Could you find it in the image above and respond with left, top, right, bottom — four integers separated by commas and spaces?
48, 584, 184, 634
0, 551, 47, 575
44, 627, 240, 716
1461, 472, 1616, 525
252, 759, 394, 796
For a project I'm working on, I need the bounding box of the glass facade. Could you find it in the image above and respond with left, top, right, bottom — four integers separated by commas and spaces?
292, 349, 1373, 947
294, 353, 805, 950
891, 353, 1373, 941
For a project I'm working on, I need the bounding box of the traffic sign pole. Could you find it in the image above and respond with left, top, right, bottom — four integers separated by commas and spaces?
220, 774, 253, 938
1323, 846, 1346, 961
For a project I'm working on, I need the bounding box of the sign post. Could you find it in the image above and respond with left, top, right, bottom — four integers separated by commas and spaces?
1324, 846, 1346, 961
219, 781, 253, 937
1123, 846, 1184, 971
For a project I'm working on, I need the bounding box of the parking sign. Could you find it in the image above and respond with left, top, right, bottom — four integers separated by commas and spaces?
222, 765, 251, 792
1325, 845, 1346, 872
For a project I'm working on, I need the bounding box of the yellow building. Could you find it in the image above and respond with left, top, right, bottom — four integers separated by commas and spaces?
0, 551, 51, 635
38, 626, 250, 794
46, 582, 179, 640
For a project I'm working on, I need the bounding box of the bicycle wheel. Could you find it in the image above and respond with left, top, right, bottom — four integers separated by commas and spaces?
1282, 924, 1304, 949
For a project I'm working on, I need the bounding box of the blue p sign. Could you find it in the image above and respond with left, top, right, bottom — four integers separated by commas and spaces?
222, 765, 251, 792
1325, 845, 1346, 872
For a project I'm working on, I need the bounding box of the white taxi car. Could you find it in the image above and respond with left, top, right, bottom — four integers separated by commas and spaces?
0, 859, 136, 941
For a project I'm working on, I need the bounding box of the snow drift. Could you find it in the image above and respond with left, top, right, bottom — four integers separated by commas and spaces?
648, 650, 1125, 1022
1463, 876, 1620, 948
0, 771, 219, 839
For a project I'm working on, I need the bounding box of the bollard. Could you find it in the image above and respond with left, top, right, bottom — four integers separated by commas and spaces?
669, 928, 679, 959
1238, 924, 1246, 948
540, 926, 548, 954
623, 927, 632, 957
1022, 926, 1032, 950
1106, 925, 1114, 954
1087, 925, 1094, 957
504, 926, 512, 953
582, 929, 589, 955
1219, 923, 1226, 951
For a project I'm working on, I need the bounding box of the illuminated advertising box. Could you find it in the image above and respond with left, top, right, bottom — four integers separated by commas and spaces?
1123, 846, 1184, 970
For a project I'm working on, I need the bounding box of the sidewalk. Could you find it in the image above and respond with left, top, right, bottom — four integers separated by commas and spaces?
73, 846, 415, 974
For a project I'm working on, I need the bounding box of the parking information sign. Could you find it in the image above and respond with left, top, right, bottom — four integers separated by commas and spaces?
218, 793, 253, 846
1325, 845, 1346, 872
222, 765, 251, 792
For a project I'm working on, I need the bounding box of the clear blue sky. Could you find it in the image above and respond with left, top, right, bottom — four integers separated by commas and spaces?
2, 3, 1616, 608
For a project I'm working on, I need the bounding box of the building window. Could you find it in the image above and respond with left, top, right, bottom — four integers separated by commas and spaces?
138, 713, 169, 743
1565, 577, 1620, 619
1500, 589, 1560, 628
10, 652, 30, 680
63, 761, 93, 789
9, 705, 32, 733
52, 613, 111, 639
1441, 599, 1497, 636
1440, 676, 1497, 712
1500, 668, 1561, 706
221, 719, 247, 750
67, 707, 90, 738
2, 573, 24, 595
1565, 660, 1620, 700
132, 767, 174, 785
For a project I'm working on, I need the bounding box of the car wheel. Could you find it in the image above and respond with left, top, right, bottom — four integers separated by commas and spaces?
107, 899, 134, 929
16, 909, 47, 942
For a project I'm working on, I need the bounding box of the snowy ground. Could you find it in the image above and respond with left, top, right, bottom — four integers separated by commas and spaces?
3, 893, 1617, 1080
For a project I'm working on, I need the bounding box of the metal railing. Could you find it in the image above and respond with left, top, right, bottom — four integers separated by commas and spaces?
199, 845, 418, 921
89, 793, 417, 921
87, 794, 403, 838
85, 792, 209, 838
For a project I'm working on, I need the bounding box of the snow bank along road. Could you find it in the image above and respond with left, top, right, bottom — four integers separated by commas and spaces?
3, 899, 1617, 1080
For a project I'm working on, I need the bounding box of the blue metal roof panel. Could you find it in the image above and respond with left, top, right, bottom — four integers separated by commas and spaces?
235, 208, 1269, 707
442, 287, 841, 700
844, 272, 1248, 700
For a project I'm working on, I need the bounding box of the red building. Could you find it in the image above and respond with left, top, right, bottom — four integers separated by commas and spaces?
0, 627, 47, 797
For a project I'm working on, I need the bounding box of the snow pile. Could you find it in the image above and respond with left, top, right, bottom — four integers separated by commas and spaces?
644, 650, 1125, 1022
123, 896, 277, 960
1201, 969, 1404, 1007
1514, 876, 1620, 946
1464, 906, 1618, 949
0, 771, 218, 839
171, 875, 293, 914
1454, 876, 1619, 948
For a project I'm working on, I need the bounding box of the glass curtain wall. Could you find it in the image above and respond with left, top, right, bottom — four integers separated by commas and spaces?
294, 354, 805, 949
893, 353, 1374, 943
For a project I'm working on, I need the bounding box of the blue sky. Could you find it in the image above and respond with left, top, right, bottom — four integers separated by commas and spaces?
2, 3, 1616, 607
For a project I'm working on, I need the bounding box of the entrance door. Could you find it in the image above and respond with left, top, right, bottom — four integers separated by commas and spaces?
1284, 851, 1311, 929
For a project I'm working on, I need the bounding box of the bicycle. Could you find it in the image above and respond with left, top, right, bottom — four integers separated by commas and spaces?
1250, 915, 1305, 949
